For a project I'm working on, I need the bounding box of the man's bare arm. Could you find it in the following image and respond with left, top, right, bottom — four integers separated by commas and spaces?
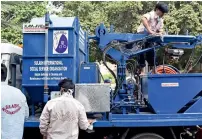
141, 17, 155, 34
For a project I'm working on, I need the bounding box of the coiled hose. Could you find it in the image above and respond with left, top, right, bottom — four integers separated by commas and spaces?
150, 65, 180, 74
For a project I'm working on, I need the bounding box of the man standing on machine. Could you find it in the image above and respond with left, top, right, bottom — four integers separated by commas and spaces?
1, 63, 29, 139
39, 78, 94, 139
137, 2, 169, 75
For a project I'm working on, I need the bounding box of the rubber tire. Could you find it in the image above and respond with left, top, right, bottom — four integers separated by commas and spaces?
131, 133, 164, 139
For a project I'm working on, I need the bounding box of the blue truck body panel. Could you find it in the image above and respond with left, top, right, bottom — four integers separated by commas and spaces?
79, 63, 101, 83
22, 17, 202, 128
141, 73, 202, 114
22, 16, 88, 104
25, 113, 202, 127
24, 73, 202, 127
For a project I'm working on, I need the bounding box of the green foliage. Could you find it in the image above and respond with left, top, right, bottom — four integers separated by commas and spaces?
161, 1, 202, 69
1, 1, 47, 44
1, 1, 202, 69
102, 74, 115, 84
104, 1, 142, 33
164, 1, 202, 35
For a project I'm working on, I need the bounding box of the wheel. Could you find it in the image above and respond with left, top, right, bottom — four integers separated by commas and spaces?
131, 133, 164, 139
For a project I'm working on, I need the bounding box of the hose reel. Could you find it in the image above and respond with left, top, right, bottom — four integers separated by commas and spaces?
150, 65, 180, 74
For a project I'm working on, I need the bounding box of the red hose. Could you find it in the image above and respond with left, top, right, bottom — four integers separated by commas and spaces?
151, 65, 179, 74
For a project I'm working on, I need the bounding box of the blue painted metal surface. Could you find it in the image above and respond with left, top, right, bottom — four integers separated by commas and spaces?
185, 97, 202, 113
89, 23, 202, 127
24, 116, 40, 127
23, 21, 202, 128
22, 15, 89, 122
94, 23, 200, 62
93, 114, 202, 127
22, 16, 88, 102
79, 63, 101, 83
141, 74, 202, 114
93, 23, 202, 113
23, 15, 88, 83
25, 113, 202, 127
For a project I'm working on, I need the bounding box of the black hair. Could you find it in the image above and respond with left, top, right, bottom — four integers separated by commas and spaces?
58, 78, 75, 91
155, 2, 169, 13
1, 63, 7, 82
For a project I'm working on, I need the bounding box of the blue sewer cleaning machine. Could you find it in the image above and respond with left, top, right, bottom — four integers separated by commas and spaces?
19, 13, 202, 139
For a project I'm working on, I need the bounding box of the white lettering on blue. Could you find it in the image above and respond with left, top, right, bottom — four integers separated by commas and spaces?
29, 61, 67, 81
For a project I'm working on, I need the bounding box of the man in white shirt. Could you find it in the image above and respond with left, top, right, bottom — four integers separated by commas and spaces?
39, 78, 93, 139
1, 63, 29, 139
137, 2, 169, 75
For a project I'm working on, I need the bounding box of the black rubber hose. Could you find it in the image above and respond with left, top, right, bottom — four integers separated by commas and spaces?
102, 46, 119, 94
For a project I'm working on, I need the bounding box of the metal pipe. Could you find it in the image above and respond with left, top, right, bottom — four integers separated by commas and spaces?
11, 65, 16, 87
31, 103, 35, 116
43, 12, 49, 102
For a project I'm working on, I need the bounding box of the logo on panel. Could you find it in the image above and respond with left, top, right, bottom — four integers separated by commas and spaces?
53, 30, 68, 54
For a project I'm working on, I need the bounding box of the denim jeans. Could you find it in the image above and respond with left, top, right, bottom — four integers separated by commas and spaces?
138, 29, 155, 68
